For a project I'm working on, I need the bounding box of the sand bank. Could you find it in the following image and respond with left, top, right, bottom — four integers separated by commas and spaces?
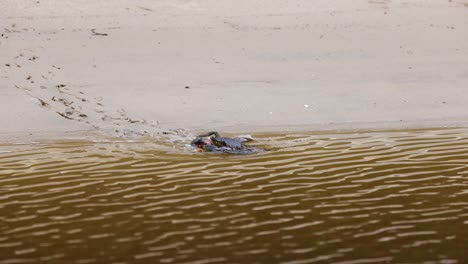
1, 0, 468, 141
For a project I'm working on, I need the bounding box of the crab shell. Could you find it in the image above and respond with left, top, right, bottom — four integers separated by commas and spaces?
211, 137, 243, 149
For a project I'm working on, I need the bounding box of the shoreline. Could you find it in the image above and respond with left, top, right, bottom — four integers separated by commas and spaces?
1, 122, 467, 146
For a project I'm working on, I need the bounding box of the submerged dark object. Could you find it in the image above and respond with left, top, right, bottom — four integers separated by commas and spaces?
191, 131, 257, 154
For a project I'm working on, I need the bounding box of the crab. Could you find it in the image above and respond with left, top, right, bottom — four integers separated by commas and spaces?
191, 131, 255, 154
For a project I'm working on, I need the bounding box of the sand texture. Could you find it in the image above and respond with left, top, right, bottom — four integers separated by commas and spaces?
1, 0, 468, 141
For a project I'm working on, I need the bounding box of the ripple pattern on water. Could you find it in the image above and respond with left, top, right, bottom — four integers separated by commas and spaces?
1, 128, 468, 263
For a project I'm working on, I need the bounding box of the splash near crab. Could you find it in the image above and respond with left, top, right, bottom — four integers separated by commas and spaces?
190, 131, 260, 154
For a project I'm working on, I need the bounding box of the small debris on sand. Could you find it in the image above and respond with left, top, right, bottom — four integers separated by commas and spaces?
56, 112, 73, 120
38, 99, 49, 107
91, 29, 108, 36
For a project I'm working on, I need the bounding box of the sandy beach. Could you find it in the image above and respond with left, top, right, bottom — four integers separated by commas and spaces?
2, 2, 468, 261
1, 0, 468, 142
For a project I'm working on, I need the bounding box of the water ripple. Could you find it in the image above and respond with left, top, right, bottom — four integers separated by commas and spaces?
1, 128, 468, 263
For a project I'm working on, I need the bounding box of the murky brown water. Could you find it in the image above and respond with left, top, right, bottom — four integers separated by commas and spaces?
1, 128, 468, 263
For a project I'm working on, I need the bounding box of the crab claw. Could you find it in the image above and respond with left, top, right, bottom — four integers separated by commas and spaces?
191, 137, 213, 146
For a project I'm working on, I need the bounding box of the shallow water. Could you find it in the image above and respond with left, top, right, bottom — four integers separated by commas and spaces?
1, 128, 468, 263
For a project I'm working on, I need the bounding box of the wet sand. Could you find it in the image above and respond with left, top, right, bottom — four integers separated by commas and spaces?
1, 0, 468, 142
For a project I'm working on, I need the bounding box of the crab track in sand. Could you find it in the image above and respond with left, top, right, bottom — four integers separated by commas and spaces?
3, 45, 190, 143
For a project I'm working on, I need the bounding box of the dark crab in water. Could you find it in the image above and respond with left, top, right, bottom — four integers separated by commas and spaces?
191, 131, 258, 154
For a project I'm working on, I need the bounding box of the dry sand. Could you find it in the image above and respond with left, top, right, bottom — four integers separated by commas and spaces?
1, 0, 468, 142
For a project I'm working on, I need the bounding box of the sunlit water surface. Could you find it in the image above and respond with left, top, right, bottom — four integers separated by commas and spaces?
1, 128, 468, 263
